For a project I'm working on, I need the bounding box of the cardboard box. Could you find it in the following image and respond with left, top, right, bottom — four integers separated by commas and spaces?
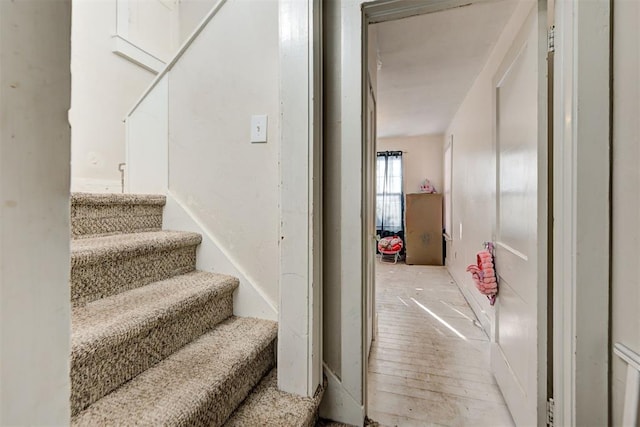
405, 193, 443, 265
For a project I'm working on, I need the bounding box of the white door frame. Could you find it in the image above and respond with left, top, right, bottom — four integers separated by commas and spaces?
552, 0, 611, 425
319, 1, 523, 425
366, 79, 377, 358
280, 0, 612, 422
278, 0, 323, 398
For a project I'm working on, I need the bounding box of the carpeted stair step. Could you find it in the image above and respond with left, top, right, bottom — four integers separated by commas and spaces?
224, 369, 325, 427
70, 270, 239, 416
71, 192, 166, 238
72, 317, 277, 427
71, 230, 201, 306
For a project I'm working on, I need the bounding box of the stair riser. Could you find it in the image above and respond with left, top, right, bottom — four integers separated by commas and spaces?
222, 368, 324, 427
71, 246, 197, 306
72, 204, 163, 238
70, 317, 278, 427
189, 340, 276, 427
71, 340, 276, 427
71, 291, 234, 416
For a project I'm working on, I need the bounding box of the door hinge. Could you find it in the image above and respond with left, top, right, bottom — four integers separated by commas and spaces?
548, 26, 555, 53
546, 397, 555, 426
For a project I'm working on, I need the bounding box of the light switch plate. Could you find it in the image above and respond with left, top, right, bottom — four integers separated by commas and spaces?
251, 115, 268, 143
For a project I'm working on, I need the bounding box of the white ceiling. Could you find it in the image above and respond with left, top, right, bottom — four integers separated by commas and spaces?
373, 1, 517, 138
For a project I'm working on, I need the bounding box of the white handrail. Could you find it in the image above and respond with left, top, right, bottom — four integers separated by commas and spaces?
616, 343, 640, 371
614, 343, 640, 426
125, 0, 228, 119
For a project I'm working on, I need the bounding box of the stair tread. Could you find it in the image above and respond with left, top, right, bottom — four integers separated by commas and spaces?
224, 369, 324, 427
72, 270, 238, 355
71, 192, 166, 206
72, 316, 277, 426
71, 230, 202, 265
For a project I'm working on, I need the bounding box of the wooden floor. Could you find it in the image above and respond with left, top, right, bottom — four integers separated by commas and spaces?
367, 261, 514, 427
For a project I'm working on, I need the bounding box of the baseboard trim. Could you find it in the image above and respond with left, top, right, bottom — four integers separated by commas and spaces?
71, 178, 122, 193
447, 266, 494, 340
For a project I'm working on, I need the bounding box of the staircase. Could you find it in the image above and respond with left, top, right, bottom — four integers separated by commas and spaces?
69, 193, 324, 426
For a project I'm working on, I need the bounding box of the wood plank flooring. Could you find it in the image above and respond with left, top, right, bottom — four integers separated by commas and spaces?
367, 262, 514, 427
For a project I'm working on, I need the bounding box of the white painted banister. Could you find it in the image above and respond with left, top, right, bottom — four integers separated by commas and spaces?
125, 0, 227, 119
614, 343, 640, 426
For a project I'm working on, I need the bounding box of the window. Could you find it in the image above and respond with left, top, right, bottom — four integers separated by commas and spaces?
376, 151, 403, 233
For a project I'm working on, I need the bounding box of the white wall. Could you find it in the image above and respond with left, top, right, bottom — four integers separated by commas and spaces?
179, 0, 218, 41
71, 0, 213, 193
71, 0, 158, 192
126, 75, 169, 195
377, 134, 444, 194
125, 0, 181, 62
444, 0, 535, 332
0, 1, 71, 424
167, 0, 280, 307
611, 0, 640, 423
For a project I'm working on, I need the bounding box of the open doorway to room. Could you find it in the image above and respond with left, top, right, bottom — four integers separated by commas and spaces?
363, 1, 550, 425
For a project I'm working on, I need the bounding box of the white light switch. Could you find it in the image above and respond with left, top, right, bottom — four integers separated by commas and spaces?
251, 115, 268, 143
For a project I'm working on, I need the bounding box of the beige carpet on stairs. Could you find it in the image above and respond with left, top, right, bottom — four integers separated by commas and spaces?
71, 271, 238, 415
71, 192, 165, 237
72, 317, 277, 426
69, 192, 325, 426
225, 369, 324, 427
71, 230, 201, 306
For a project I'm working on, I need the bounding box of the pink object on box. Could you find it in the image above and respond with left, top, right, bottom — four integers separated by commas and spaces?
420, 179, 437, 194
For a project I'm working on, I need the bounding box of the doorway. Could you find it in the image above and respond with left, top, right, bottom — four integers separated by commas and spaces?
361, 1, 551, 425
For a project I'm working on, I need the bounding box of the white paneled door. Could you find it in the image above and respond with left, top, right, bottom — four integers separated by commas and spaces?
492, 3, 548, 426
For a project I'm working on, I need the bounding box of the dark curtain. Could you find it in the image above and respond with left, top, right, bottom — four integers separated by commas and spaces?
376, 151, 404, 251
